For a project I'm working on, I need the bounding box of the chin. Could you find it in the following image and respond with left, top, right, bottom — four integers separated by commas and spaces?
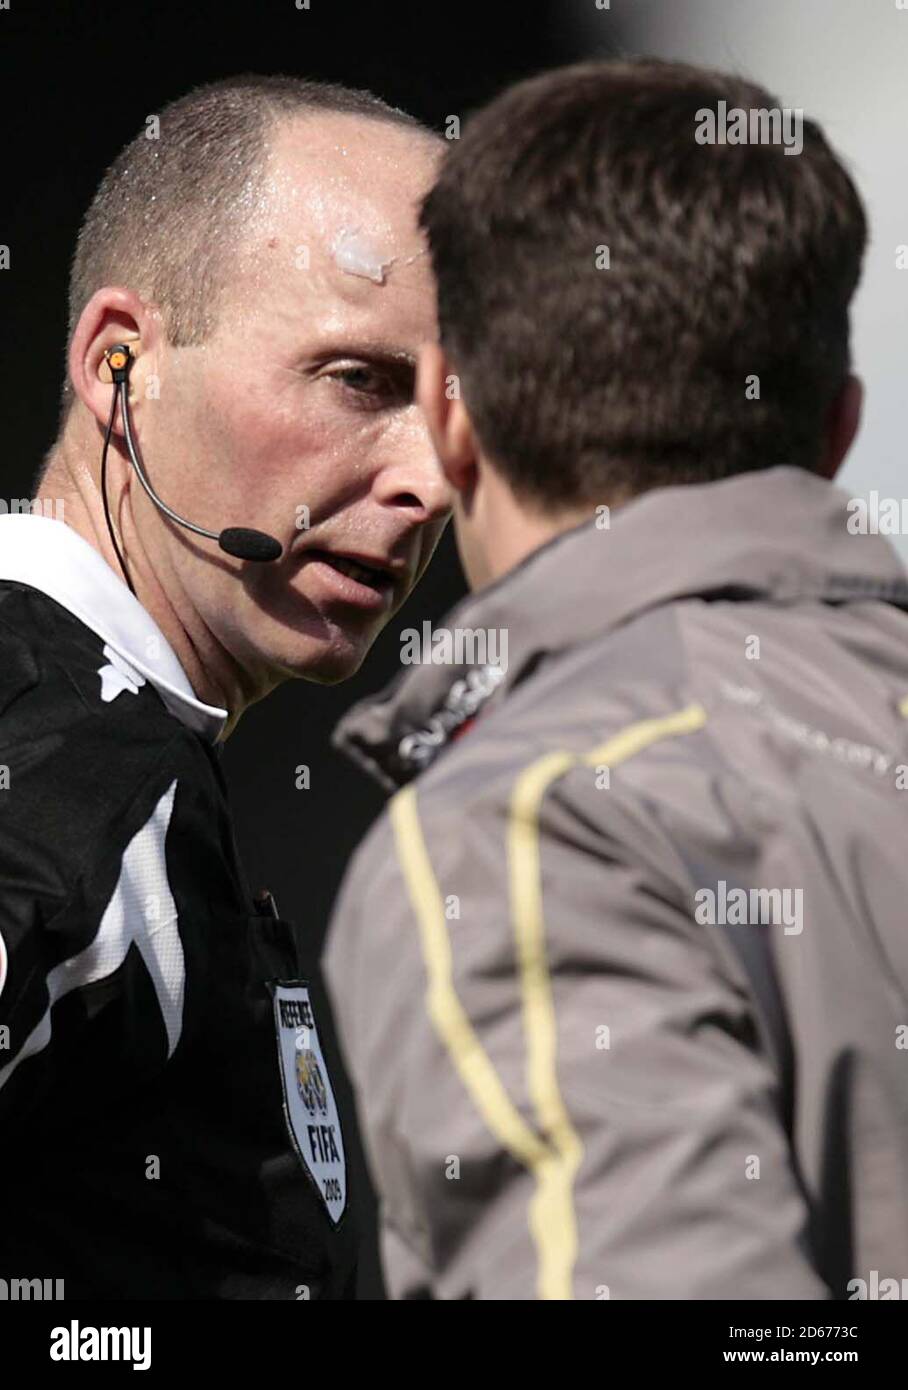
281, 635, 372, 685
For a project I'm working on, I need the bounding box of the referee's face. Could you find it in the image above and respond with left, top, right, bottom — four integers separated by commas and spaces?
136, 114, 451, 687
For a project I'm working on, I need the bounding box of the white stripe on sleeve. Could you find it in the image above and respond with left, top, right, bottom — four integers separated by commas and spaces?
0, 780, 184, 1093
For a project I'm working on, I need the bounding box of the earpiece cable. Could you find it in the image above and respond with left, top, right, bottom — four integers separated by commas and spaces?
101, 380, 137, 596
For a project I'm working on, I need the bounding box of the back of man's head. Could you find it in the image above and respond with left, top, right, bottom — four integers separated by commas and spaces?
420, 58, 867, 510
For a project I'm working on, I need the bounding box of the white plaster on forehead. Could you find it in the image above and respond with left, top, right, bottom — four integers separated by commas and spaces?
332, 227, 395, 284
330, 230, 428, 285
331, 227, 429, 285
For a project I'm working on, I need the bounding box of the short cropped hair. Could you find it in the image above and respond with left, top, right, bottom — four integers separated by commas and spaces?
420, 58, 868, 508
61, 74, 427, 423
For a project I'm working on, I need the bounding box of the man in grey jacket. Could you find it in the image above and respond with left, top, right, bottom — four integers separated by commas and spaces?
324, 59, 908, 1299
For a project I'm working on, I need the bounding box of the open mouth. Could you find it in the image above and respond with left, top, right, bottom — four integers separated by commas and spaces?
304, 548, 394, 594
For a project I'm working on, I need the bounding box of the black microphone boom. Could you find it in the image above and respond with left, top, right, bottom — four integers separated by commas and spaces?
103, 344, 284, 569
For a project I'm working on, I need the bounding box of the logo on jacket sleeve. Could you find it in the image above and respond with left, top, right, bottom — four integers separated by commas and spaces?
272, 983, 346, 1224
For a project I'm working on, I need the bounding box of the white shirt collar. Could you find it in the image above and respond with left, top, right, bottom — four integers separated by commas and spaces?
0, 513, 227, 742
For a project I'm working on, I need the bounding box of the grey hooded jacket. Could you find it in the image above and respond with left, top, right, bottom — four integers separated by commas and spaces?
324, 466, 908, 1300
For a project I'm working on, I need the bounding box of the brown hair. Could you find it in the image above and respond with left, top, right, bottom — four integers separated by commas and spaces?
420, 58, 867, 507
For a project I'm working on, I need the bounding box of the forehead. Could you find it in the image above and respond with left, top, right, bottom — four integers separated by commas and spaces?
267, 111, 441, 233
221, 112, 442, 341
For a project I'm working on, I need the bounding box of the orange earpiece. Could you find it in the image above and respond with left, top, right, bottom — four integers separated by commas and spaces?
104, 344, 133, 383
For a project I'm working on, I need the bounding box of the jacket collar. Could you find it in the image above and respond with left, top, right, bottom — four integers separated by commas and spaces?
0, 513, 227, 742
334, 467, 908, 790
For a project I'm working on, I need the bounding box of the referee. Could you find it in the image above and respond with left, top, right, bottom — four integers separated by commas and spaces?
0, 77, 448, 1298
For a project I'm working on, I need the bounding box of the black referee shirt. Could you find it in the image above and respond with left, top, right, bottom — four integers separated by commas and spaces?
0, 514, 357, 1298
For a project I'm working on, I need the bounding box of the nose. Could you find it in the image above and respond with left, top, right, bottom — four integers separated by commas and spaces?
371, 409, 453, 525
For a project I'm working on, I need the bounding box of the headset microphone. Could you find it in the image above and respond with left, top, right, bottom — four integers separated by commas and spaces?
101, 344, 283, 595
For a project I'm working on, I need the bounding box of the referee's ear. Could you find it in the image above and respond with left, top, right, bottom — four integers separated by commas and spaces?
67, 286, 156, 434
416, 341, 479, 499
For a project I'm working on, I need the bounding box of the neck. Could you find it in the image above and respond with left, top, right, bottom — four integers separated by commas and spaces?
472, 467, 595, 586
39, 427, 269, 739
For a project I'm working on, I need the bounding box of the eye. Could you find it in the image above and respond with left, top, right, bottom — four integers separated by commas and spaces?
323, 360, 414, 408
333, 365, 381, 391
